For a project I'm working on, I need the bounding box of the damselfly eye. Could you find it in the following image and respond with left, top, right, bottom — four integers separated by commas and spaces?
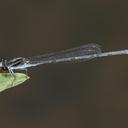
0, 59, 8, 71
1, 66, 8, 71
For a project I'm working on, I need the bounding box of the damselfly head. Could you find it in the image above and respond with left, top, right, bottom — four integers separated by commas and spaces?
0, 58, 8, 72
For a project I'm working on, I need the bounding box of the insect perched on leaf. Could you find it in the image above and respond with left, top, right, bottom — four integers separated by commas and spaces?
0, 43, 128, 92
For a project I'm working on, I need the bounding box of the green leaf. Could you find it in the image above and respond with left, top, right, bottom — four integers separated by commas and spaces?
0, 73, 30, 92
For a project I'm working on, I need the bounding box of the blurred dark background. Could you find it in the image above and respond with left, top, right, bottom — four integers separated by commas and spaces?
0, 0, 128, 128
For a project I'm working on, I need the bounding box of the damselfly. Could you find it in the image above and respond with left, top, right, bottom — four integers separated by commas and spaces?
0, 43, 128, 75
